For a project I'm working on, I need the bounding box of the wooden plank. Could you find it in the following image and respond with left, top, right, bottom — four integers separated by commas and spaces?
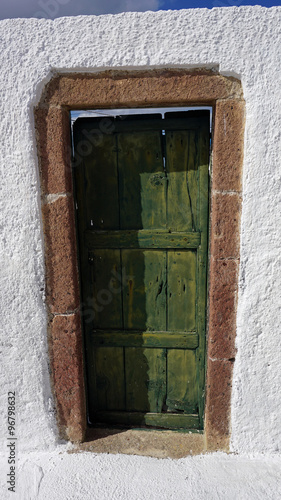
91, 331, 199, 349
85, 230, 201, 249
83, 133, 119, 230
84, 336, 98, 419
117, 131, 167, 230
166, 130, 193, 232
166, 349, 198, 413
90, 249, 123, 329
187, 130, 199, 230
196, 120, 210, 428
125, 348, 166, 412
94, 411, 200, 430
93, 347, 125, 411
73, 124, 102, 421
167, 250, 197, 332
122, 249, 167, 331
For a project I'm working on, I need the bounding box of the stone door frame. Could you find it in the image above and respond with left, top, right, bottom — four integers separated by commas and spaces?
35, 69, 244, 453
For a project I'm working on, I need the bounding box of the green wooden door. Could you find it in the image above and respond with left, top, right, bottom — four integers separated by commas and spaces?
73, 111, 209, 430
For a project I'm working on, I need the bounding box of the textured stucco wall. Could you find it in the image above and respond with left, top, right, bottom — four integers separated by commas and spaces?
0, 6, 280, 465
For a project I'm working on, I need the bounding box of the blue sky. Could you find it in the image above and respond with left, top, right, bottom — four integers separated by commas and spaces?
0, 0, 279, 20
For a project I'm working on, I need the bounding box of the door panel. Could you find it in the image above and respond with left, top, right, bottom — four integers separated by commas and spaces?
122, 249, 167, 331
166, 349, 198, 413
125, 347, 166, 412
90, 249, 123, 330
118, 130, 166, 230
166, 130, 194, 232
167, 250, 197, 332
84, 134, 119, 230
94, 346, 125, 411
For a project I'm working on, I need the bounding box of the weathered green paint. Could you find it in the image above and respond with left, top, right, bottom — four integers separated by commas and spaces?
93, 411, 200, 429
73, 111, 209, 430
90, 249, 123, 329
91, 331, 199, 348
186, 131, 199, 229
118, 130, 166, 230
83, 134, 119, 230
166, 130, 194, 231
122, 249, 167, 331
125, 347, 166, 412
167, 250, 197, 332
196, 119, 210, 428
86, 230, 201, 249
94, 346, 125, 410
166, 349, 198, 413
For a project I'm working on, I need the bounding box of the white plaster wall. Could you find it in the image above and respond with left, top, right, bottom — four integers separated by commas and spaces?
0, 6, 280, 467
1, 451, 281, 500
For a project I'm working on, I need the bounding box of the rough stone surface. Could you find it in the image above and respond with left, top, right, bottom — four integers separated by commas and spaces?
208, 258, 239, 359
41, 71, 242, 108
35, 107, 72, 194
79, 428, 205, 459
42, 196, 80, 313
212, 100, 245, 192
205, 358, 234, 447
50, 313, 86, 442
210, 193, 241, 259
0, 8, 281, 498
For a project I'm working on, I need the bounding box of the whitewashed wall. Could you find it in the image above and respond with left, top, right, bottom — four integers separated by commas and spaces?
0, 7, 280, 463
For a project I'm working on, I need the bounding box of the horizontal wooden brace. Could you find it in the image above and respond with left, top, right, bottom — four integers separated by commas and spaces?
85, 230, 201, 250
92, 411, 200, 429
90, 331, 199, 349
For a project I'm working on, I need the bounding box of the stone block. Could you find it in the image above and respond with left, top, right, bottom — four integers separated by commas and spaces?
35, 106, 72, 194
210, 193, 241, 259
42, 196, 80, 314
212, 99, 245, 192
50, 313, 86, 442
